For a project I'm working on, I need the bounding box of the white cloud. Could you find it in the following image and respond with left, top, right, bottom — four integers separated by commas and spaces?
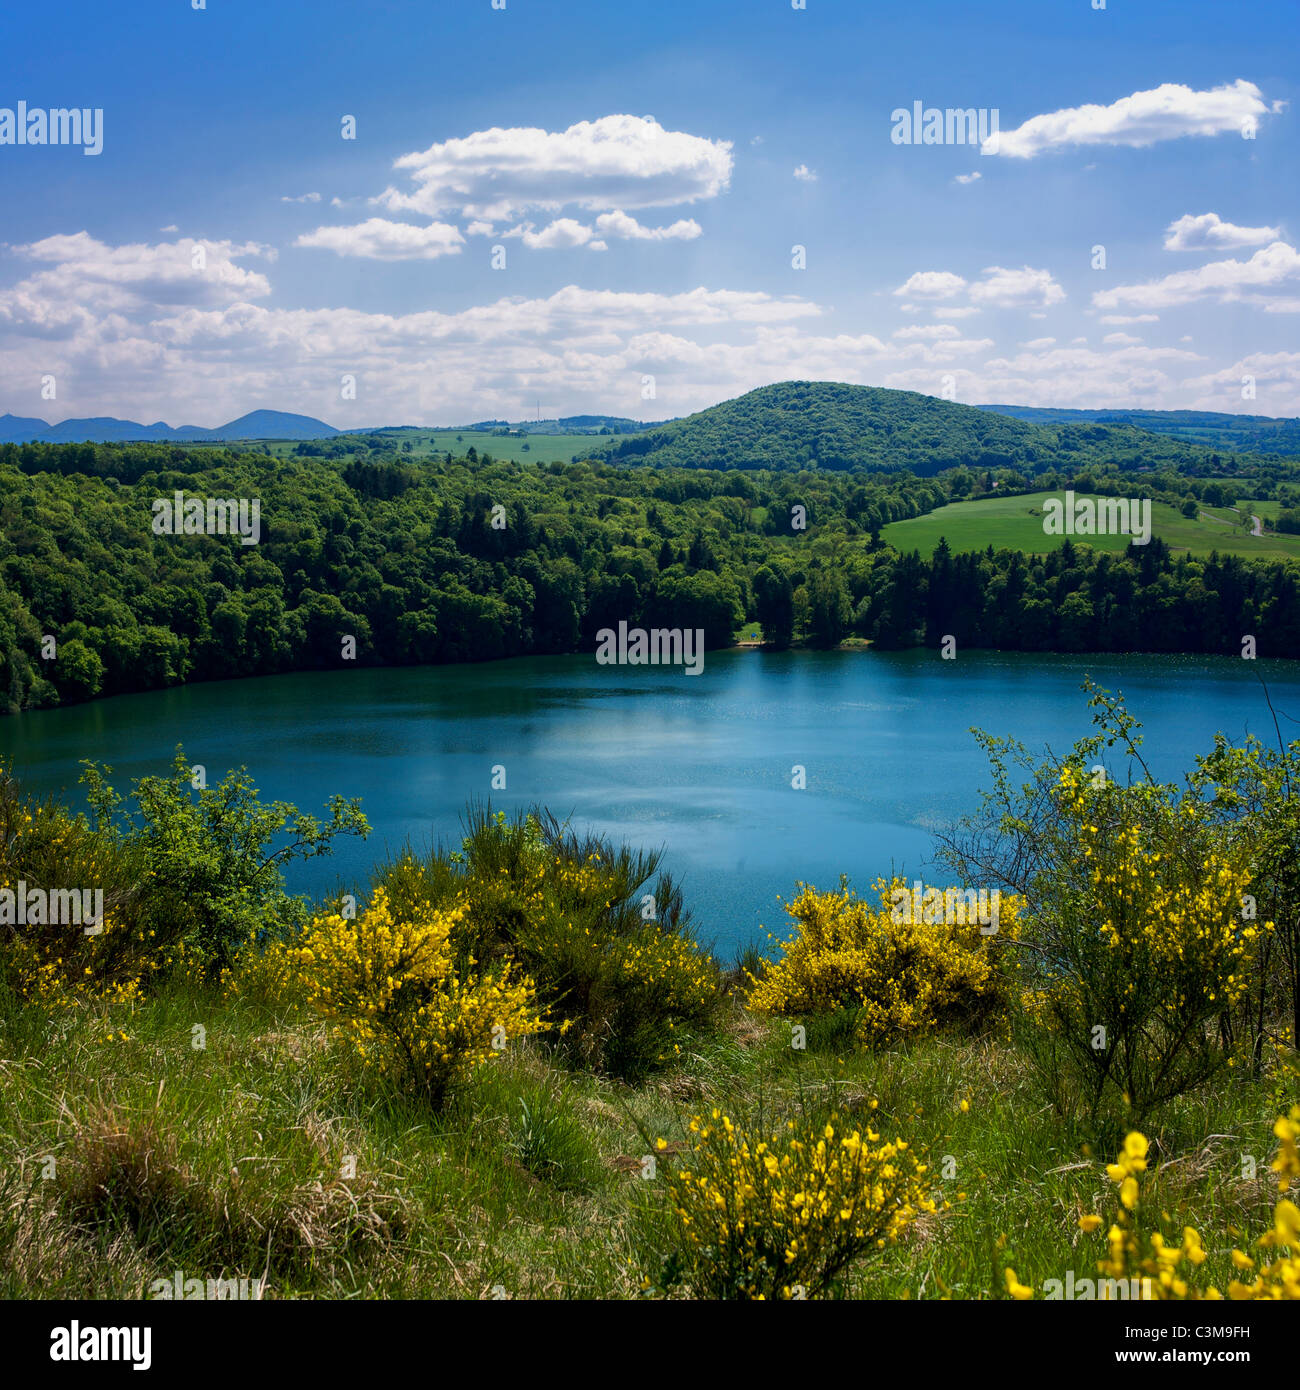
1103, 331, 1143, 345
376, 114, 733, 220
895, 265, 1062, 311
893, 270, 967, 299
1093, 241, 1300, 310
931, 305, 981, 319
9, 229, 1298, 425
793, 164, 817, 182
969, 265, 1066, 309
594, 210, 703, 241
295, 218, 465, 260
0, 233, 272, 326
953, 171, 982, 185
1099, 313, 1159, 324
985, 80, 1283, 158
1163, 211, 1282, 251
894, 323, 961, 340
503, 218, 606, 251
464, 220, 495, 237
281, 192, 322, 204
1182, 351, 1300, 411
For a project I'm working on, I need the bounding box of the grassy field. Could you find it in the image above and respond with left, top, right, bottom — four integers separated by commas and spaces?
257, 431, 605, 465
0, 979, 1288, 1301
882, 490, 1300, 561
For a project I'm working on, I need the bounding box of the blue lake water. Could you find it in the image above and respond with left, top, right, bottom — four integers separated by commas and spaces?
2, 649, 1296, 958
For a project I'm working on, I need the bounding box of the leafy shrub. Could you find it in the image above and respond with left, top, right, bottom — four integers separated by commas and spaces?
745, 877, 1020, 1047
651, 1107, 937, 1300
81, 748, 369, 971
0, 767, 170, 1009
1010, 766, 1265, 1125
288, 889, 547, 1108
372, 806, 722, 1081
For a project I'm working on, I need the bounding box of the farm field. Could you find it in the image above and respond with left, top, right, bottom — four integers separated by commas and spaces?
882, 490, 1300, 561
255, 430, 604, 465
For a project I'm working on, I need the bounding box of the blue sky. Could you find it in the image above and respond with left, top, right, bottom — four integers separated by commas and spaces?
1, 0, 1297, 427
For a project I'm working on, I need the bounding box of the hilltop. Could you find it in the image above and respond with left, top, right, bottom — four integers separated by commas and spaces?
584, 380, 1262, 476
0, 409, 341, 445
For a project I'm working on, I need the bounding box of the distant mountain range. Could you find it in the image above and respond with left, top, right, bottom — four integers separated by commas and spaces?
0, 409, 342, 445
978, 404, 1300, 458
5, 392, 1298, 462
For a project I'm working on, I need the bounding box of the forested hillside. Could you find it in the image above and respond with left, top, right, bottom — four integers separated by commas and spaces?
3, 435, 1299, 713
981, 403, 1300, 459
589, 381, 1270, 475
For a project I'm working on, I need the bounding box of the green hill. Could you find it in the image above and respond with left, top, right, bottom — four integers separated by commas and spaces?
882, 490, 1300, 561
980, 404, 1300, 459
589, 380, 1259, 476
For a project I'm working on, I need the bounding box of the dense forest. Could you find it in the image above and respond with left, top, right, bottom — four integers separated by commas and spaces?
982, 403, 1300, 459
589, 381, 1279, 476
2, 423, 1299, 713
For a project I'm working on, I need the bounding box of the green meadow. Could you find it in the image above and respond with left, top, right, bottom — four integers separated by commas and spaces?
256, 430, 605, 465
882, 490, 1300, 561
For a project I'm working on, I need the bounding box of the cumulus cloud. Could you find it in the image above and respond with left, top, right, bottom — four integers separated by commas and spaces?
375, 114, 733, 221
893, 323, 961, 340
8, 227, 1298, 426
984, 80, 1283, 158
281, 192, 322, 204
793, 164, 817, 182
502, 218, 607, 251
1182, 351, 1300, 411
968, 265, 1066, 309
1103, 331, 1143, 345
295, 218, 465, 260
1098, 313, 1159, 324
594, 210, 703, 241
1092, 241, 1300, 310
0, 232, 272, 325
893, 270, 967, 299
1163, 211, 1283, 251
953, 171, 982, 185
897, 265, 1063, 311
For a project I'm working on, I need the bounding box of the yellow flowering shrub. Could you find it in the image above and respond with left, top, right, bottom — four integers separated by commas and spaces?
746, 878, 1021, 1046
0, 774, 171, 1009
373, 811, 722, 1082
1071, 1110, 1300, 1300
1012, 767, 1267, 1122
222, 934, 305, 1011
287, 889, 548, 1106
652, 1107, 938, 1299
